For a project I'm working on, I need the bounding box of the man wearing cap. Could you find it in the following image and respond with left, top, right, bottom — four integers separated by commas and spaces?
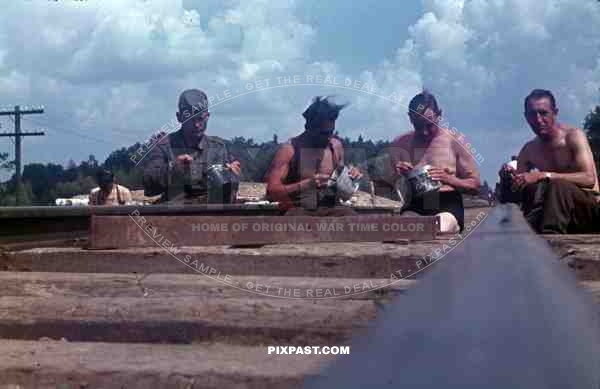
89, 169, 133, 206
143, 89, 241, 204
264, 96, 360, 214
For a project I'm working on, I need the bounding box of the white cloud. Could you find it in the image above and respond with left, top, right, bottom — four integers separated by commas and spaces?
0, 0, 599, 184
0, 0, 326, 169
366, 0, 600, 179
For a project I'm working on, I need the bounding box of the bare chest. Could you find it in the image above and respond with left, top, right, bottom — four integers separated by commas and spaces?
408, 138, 457, 171
527, 144, 574, 172
293, 147, 336, 179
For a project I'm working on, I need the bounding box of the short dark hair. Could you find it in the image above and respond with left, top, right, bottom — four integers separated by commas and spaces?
96, 169, 114, 184
524, 89, 557, 112
408, 90, 441, 116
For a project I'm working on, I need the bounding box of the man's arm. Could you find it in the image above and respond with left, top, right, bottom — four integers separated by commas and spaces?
222, 142, 241, 176
331, 138, 345, 166
442, 141, 481, 194
385, 136, 413, 183
88, 189, 97, 206
516, 143, 531, 174
122, 187, 133, 204
263, 143, 317, 204
546, 128, 597, 188
515, 129, 597, 189
142, 144, 170, 197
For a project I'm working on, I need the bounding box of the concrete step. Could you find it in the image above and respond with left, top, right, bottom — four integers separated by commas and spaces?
0, 339, 331, 389
0, 272, 414, 300
0, 296, 376, 345
1, 241, 447, 278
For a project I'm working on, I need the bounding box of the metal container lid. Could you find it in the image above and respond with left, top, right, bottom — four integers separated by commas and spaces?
407, 164, 432, 179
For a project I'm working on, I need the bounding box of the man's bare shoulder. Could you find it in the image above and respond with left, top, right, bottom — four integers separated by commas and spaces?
391, 132, 414, 147
277, 142, 295, 151
273, 142, 295, 159
117, 184, 132, 194
562, 124, 587, 144
520, 137, 539, 153
330, 137, 343, 148
443, 130, 469, 154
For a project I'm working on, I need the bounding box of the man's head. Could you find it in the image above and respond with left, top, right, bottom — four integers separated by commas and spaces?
408, 91, 442, 141
524, 89, 559, 140
177, 89, 210, 142
96, 169, 114, 193
303, 96, 347, 146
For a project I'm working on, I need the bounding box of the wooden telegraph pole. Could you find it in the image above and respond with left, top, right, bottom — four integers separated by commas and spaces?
0, 105, 45, 205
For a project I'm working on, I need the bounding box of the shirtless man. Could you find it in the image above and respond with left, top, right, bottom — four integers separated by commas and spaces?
388, 91, 481, 232
500, 89, 600, 233
264, 96, 359, 214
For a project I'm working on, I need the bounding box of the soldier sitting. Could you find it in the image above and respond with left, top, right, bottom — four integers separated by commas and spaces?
263, 96, 361, 216
499, 89, 600, 233
143, 89, 241, 204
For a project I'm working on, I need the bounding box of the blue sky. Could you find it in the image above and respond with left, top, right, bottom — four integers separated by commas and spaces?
0, 0, 599, 184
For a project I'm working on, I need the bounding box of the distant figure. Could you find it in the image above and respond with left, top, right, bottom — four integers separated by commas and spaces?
499, 89, 600, 233
263, 96, 361, 215
89, 169, 132, 206
497, 155, 519, 203
143, 89, 241, 204
487, 191, 494, 207
387, 91, 481, 233
508, 155, 518, 170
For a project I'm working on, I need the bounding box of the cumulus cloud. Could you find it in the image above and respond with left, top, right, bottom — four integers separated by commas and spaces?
0, 0, 324, 168
364, 0, 600, 179
0, 0, 599, 183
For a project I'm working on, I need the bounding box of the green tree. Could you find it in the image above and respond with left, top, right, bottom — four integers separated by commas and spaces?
0, 152, 13, 171
584, 105, 600, 171
22, 163, 65, 204
104, 143, 141, 172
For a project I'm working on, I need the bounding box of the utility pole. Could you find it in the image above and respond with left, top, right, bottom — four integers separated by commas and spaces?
0, 105, 45, 205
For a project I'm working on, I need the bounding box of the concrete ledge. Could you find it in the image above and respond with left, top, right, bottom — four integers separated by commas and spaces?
0, 296, 375, 345
0, 340, 330, 389
0, 272, 414, 300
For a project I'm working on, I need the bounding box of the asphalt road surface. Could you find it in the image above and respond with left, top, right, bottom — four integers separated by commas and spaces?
306, 204, 600, 388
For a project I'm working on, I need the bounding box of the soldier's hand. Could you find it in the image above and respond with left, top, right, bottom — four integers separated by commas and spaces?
348, 165, 363, 180
313, 173, 330, 189
428, 166, 454, 184
395, 161, 413, 175
512, 171, 543, 190
226, 161, 241, 176
176, 154, 193, 169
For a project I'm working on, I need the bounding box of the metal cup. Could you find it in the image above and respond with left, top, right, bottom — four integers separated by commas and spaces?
407, 165, 442, 196
335, 166, 360, 201
207, 164, 240, 204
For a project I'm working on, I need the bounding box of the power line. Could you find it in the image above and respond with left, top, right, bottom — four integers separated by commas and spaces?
0, 105, 45, 205
23, 111, 141, 142
21, 116, 118, 146
22, 115, 137, 145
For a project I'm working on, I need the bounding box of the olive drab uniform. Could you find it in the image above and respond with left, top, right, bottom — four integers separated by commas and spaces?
143, 129, 237, 204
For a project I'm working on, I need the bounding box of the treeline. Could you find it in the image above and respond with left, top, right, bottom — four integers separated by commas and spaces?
0, 135, 395, 205
1, 104, 599, 206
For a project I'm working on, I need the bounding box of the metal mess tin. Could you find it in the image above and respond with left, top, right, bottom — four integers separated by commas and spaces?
321, 166, 360, 202
407, 164, 442, 196
207, 164, 240, 203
